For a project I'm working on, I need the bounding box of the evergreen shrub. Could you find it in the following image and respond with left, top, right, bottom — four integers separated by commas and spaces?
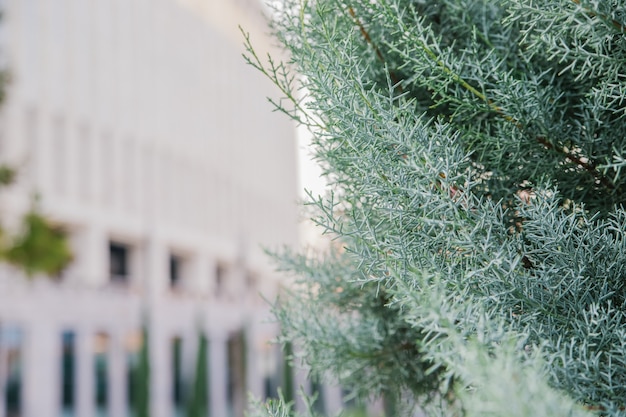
245, 0, 626, 415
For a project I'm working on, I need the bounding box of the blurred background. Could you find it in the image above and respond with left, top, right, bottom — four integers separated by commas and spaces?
0, 1, 345, 417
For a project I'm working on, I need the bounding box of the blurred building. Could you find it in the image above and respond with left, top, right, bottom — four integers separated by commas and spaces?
0, 1, 337, 417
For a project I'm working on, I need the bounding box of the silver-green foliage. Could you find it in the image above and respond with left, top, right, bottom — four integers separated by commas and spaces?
244, 0, 626, 415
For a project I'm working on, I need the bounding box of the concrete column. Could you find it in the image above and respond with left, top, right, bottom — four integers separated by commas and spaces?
65, 115, 79, 201
76, 328, 95, 417
144, 236, 169, 417
130, 239, 145, 292
208, 331, 228, 417
108, 331, 126, 417
22, 321, 60, 417
69, 225, 107, 287
14, 107, 40, 193
143, 236, 168, 303
189, 254, 211, 295
29, 106, 53, 195
2, 105, 19, 166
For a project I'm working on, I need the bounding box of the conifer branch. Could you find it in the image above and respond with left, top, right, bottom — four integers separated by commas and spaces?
348, 3, 616, 194
536, 136, 614, 190
346, 6, 401, 87
571, 0, 626, 33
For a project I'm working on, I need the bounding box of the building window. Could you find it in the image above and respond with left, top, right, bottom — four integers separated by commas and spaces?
262, 344, 279, 401
125, 330, 144, 414
60, 331, 76, 416
215, 263, 224, 298
310, 377, 326, 415
227, 330, 246, 417
94, 332, 110, 416
171, 337, 184, 414
1, 324, 23, 417
109, 242, 130, 284
169, 254, 184, 289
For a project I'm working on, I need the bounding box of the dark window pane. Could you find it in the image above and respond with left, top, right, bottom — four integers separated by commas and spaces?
227, 330, 246, 417
94, 333, 109, 417
215, 263, 224, 297
311, 378, 326, 415
169, 256, 181, 288
2, 325, 23, 417
109, 242, 129, 282
171, 337, 184, 411
126, 329, 146, 417
61, 331, 76, 415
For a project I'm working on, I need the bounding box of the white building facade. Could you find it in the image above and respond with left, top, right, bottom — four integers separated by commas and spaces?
0, 1, 345, 417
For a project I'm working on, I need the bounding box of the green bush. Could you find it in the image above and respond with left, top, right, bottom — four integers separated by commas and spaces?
245, 0, 626, 416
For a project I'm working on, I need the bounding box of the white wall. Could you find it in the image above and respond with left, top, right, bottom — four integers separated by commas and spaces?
0, 0, 299, 286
